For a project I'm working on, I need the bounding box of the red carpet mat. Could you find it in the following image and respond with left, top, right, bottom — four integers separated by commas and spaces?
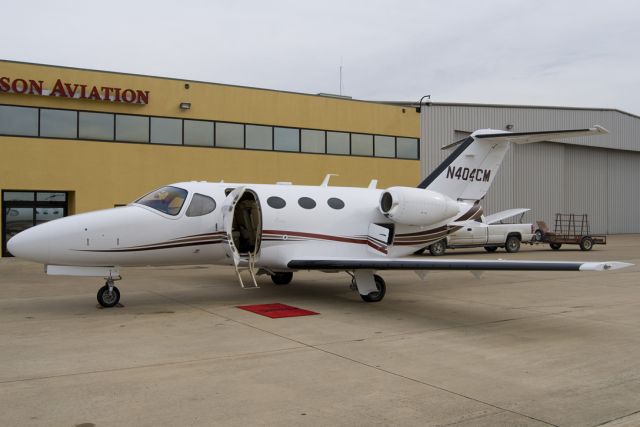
237, 303, 319, 319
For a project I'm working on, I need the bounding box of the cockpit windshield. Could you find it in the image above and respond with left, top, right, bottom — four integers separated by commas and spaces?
134, 186, 188, 216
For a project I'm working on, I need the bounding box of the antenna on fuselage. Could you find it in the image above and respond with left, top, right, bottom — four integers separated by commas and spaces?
368, 179, 378, 189
321, 174, 339, 186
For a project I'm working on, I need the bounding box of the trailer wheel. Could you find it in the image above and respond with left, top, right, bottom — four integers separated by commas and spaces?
580, 237, 593, 251
550, 243, 562, 250
505, 235, 521, 253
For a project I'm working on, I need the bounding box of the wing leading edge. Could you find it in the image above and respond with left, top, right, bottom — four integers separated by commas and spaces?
287, 258, 632, 272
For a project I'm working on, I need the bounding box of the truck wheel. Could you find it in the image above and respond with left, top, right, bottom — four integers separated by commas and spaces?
429, 240, 446, 256
550, 243, 562, 250
534, 229, 543, 242
580, 237, 593, 251
505, 235, 521, 253
484, 246, 498, 253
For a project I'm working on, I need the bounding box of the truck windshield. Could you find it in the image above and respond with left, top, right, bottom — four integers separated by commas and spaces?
135, 186, 188, 216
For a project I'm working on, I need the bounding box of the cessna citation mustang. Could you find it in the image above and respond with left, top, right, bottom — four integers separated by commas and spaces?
8, 126, 632, 307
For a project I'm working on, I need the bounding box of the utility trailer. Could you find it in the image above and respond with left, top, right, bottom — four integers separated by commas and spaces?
534, 214, 606, 251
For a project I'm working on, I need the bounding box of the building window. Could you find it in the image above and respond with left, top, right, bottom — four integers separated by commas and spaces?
327, 131, 350, 155
40, 109, 77, 139
116, 114, 149, 143
274, 127, 299, 152
184, 120, 214, 147
351, 133, 373, 156
79, 112, 114, 141
151, 117, 182, 145
301, 129, 325, 153
0, 105, 38, 136
397, 137, 419, 159
246, 124, 273, 150
374, 135, 395, 158
216, 122, 244, 148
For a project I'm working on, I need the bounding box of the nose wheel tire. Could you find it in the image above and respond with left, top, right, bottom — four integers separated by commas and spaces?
360, 274, 386, 303
97, 284, 120, 308
271, 272, 293, 285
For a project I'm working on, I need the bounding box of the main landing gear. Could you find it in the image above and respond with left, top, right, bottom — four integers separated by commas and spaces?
350, 272, 387, 302
271, 272, 293, 285
97, 278, 121, 308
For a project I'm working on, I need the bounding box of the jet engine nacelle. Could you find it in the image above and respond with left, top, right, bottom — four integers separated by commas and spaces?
379, 187, 460, 226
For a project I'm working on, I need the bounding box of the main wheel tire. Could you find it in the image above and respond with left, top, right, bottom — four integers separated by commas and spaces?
550, 243, 562, 250
580, 237, 594, 251
360, 275, 386, 303
429, 240, 447, 256
271, 272, 293, 285
505, 235, 521, 253
534, 229, 543, 242
484, 246, 498, 253
97, 285, 120, 308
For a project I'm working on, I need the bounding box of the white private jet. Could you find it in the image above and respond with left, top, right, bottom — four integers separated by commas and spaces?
8, 126, 631, 307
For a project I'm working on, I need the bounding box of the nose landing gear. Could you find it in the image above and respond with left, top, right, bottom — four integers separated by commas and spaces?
97, 278, 121, 308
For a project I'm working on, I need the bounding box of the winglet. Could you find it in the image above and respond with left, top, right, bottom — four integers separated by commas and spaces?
578, 261, 633, 271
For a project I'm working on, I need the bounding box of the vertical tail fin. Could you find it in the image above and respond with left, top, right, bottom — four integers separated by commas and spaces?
418, 126, 608, 202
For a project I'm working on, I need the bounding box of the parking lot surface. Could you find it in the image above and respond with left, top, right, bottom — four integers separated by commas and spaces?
1, 236, 639, 426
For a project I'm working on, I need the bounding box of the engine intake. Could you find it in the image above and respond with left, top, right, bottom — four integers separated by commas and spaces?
379, 187, 459, 226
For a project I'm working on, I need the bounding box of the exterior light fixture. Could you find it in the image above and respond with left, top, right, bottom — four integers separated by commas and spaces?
415, 95, 431, 113
179, 102, 191, 110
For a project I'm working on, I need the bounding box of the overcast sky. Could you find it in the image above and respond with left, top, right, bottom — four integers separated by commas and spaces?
2, 0, 638, 114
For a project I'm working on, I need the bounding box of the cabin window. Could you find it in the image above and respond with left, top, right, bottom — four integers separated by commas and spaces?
186, 194, 216, 217
135, 186, 188, 216
298, 197, 316, 209
267, 196, 286, 209
327, 197, 345, 210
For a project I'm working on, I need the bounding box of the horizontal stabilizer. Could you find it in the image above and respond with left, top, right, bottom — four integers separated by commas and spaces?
474, 126, 608, 145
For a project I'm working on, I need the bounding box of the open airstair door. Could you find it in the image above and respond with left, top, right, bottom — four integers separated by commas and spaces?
221, 187, 263, 289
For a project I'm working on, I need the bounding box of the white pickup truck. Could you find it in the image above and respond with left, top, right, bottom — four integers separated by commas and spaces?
426, 209, 534, 256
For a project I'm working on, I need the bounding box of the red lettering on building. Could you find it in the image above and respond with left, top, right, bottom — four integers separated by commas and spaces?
12, 79, 29, 94
0, 76, 150, 105
0, 77, 10, 92
28, 80, 44, 95
49, 79, 67, 97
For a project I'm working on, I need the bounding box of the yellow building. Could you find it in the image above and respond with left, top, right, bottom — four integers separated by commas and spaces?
0, 60, 421, 256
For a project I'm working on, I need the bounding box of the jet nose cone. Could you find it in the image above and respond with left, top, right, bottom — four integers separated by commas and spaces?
6, 228, 50, 263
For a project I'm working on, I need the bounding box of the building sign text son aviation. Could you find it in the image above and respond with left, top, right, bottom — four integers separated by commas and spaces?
0, 77, 150, 105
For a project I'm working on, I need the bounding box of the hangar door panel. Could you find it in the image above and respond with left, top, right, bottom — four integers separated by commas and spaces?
512, 142, 564, 227
564, 146, 608, 234
608, 151, 640, 233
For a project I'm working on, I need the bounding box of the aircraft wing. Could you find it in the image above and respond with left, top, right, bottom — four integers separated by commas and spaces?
288, 258, 632, 272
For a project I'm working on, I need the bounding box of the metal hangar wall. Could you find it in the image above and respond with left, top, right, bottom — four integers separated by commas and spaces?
420, 103, 640, 234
